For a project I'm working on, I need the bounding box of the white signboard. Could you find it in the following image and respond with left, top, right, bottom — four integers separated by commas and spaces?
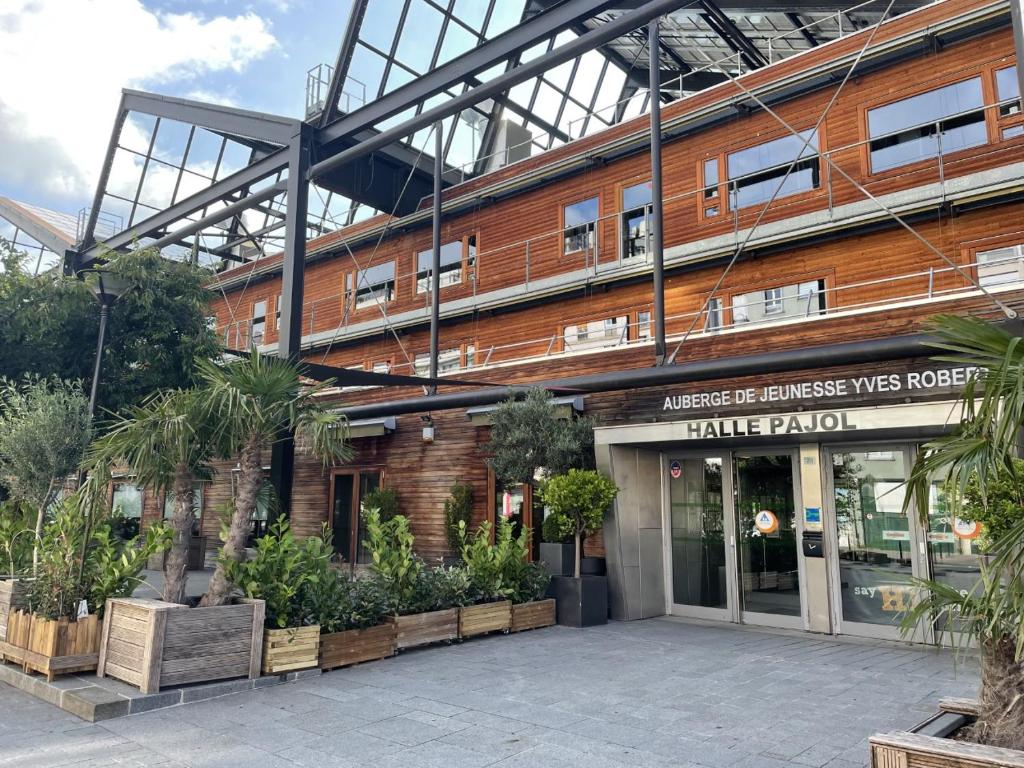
663, 367, 977, 412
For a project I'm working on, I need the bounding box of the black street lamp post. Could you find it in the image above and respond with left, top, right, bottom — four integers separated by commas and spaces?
81, 271, 130, 417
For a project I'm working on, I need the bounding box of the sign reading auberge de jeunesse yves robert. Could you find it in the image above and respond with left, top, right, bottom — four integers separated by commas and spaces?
662, 366, 978, 413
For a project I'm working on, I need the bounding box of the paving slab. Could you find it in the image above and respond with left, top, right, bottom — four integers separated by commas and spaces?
0, 617, 977, 767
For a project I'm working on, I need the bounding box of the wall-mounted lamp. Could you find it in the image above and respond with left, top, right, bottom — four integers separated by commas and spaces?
421, 414, 435, 444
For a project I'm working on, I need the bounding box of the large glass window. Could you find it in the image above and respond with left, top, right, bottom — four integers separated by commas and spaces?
621, 182, 652, 261
996, 66, 1021, 118
731, 279, 825, 326
251, 300, 267, 345
563, 196, 598, 254
669, 458, 727, 609
414, 347, 464, 375
563, 315, 628, 351
416, 239, 472, 293
977, 243, 1024, 286
352, 261, 396, 309
727, 130, 819, 209
867, 77, 987, 172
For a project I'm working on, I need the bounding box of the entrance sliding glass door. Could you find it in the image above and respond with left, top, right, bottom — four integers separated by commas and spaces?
666, 451, 806, 629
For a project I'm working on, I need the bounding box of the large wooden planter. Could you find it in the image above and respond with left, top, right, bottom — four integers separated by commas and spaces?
0, 578, 30, 642
459, 600, 512, 638
98, 597, 265, 694
319, 623, 396, 671
0, 610, 100, 680
386, 608, 459, 649
262, 625, 320, 674
870, 698, 1024, 767
511, 599, 556, 632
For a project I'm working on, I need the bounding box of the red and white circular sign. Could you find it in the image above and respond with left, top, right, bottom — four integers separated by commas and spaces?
953, 518, 982, 540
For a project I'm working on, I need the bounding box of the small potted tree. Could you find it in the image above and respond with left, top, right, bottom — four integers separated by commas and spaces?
538, 469, 618, 627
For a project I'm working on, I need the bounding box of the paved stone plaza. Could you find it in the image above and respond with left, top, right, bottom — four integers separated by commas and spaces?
0, 617, 976, 768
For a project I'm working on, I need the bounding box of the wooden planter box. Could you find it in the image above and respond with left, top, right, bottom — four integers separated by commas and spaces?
0, 578, 30, 643
0, 610, 100, 680
98, 597, 265, 694
319, 623, 396, 671
870, 698, 1024, 767
511, 599, 556, 632
385, 609, 459, 650
459, 601, 512, 638
262, 625, 320, 674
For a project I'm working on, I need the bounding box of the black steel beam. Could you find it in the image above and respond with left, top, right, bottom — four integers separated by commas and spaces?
318, 0, 370, 127
649, 20, 667, 364
785, 12, 820, 47
122, 90, 298, 146
335, 331, 944, 420
310, 0, 692, 182
429, 122, 443, 386
81, 94, 128, 250
316, 0, 624, 150
78, 150, 288, 265
699, 0, 769, 69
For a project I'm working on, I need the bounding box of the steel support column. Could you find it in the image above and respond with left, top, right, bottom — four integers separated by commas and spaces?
1012, 0, 1024, 117
269, 125, 311, 520
428, 122, 443, 390
649, 20, 667, 364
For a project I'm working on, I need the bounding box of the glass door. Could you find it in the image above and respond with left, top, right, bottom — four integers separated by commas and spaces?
824, 446, 932, 641
666, 455, 734, 621
329, 469, 382, 566
733, 452, 806, 630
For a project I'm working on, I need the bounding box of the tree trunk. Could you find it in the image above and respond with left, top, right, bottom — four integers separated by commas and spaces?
968, 634, 1024, 750
162, 468, 194, 605
32, 479, 58, 574
201, 438, 261, 607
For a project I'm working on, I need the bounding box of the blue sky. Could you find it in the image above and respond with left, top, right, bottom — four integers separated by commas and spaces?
0, 0, 354, 216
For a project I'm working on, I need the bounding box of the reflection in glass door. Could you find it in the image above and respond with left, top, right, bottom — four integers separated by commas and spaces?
827, 447, 929, 639
668, 457, 730, 618
734, 454, 803, 627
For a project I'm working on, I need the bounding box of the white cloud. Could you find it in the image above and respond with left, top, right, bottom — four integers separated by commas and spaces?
0, 0, 278, 204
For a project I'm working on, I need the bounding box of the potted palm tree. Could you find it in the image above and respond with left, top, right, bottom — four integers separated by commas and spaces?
538, 469, 617, 627
868, 315, 1024, 766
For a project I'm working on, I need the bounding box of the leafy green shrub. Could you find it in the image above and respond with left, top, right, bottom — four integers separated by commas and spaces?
443, 482, 474, 555
0, 501, 35, 576
955, 459, 1024, 549
303, 572, 391, 634
404, 565, 473, 614
458, 517, 530, 602
363, 509, 422, 614
361, 487, 400, 523
223, 518, 332, 629
541, 513, 569, 545
28, 497, 171, 620
539, 469, 618, 578
512, 562, 551, 604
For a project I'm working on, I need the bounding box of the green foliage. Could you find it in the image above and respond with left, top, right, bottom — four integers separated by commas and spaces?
443, 482, 474, 554
0, 376, 91, 511
28, 495, 171, 620
541, 512, 569, 544
487, 388, 595, 485
512, 562, 551, 604
363, 509, 422, 614
302, 572, 391, 634
221, 518, 332, 629
0, 240, 220, 417
951, 459, 1024, 550
361, 487, 399, 523
404, 565, 473, 614
0, 501, 35, 576
458, 517, 531, 601
539, 469, 618, 578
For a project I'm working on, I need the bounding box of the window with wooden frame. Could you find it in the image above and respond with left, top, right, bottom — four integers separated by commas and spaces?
728, 278, 826, 327
563, 315, 628, 352
412, 343, 476, 375
726, 130, 820, 210
635, 309, 652, 340
487, 467, 540, 562
368, 359, 393, 374
349, 261, 396, 310
328, 468, 383, 566
700, 157, 723, 219
415, 234, 477, 293
620, 181, 652, 261
973, 241, 1024, 287
866, 77, 988, 173
994, 65, 1023, 140
271, 295, 281, 332
251, 299, 267, 345
563, 196, 599, 254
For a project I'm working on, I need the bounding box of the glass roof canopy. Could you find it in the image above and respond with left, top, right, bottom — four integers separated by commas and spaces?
70, 0, 922, 272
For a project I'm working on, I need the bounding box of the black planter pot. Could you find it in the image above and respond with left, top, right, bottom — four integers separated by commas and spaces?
539, 542, 574, 578
553, 575, 608, 627
580, 556, 606, 576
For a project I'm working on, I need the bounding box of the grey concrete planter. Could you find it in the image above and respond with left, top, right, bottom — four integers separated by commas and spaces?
539, 542, 573, 578
870, 698, 1024, 767
553, 575, 607, 627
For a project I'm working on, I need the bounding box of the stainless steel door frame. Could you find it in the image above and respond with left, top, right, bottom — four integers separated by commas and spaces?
822, 443, 934, 643
732, 448, 808, 631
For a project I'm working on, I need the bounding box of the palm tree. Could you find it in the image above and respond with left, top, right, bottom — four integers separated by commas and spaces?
902, 314, 1024, 749
197, 351, 351, 607
86, 389, 213, 605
